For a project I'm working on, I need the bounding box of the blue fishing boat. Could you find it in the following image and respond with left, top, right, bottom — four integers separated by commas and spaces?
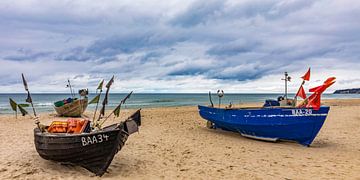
198, 70, 335, 146
198, 105, 330, 146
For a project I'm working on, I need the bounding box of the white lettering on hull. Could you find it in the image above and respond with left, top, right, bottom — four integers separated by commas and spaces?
81, 134, 109, 146
291, 109, 312, 116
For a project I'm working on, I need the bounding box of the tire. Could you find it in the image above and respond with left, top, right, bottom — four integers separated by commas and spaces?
206, 121, 215, 129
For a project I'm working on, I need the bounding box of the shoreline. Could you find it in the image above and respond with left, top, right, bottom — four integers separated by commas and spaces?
0, 98, 359, 179
1, 98, 360, 116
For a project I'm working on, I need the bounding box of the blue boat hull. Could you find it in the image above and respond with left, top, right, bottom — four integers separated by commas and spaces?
198, 105, 330, 146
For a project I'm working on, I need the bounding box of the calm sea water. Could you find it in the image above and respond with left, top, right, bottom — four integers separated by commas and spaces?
1, 93, 359, 114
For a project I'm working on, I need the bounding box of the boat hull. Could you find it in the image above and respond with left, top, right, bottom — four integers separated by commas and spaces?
34, 109, 141, 176
198, 105, 330, 146
54, 98, 88, 117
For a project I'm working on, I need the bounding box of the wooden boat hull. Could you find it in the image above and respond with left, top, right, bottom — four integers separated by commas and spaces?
34, 109, 141, 176
198, 105, 330, 146
54, 98, 88, 117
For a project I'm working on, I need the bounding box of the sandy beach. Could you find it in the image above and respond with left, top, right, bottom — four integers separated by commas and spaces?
0, 99, 359, 179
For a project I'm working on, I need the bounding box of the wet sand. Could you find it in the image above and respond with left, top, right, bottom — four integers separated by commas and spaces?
0, 99, 359, 179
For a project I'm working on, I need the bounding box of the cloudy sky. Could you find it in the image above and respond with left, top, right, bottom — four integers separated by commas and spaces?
0, 0, 359, 93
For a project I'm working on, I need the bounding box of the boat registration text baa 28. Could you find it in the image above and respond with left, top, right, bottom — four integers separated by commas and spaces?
82, 134, 109, 146
291, 109, 313, 116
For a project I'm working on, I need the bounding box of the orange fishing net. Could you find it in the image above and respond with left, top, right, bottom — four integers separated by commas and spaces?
47, 118, 89, 133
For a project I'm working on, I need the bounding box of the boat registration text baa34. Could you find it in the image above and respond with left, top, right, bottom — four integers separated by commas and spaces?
82, 134, 109, 146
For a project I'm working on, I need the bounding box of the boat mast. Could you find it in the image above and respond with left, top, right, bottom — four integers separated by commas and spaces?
21, 73, 42, 131
282, 72, 291, 101
22, 74, 37, 117
67, 79, 75, 98
92, 79, 104, 122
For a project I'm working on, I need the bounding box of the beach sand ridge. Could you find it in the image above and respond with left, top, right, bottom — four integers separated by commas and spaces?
0, 99, 359, 179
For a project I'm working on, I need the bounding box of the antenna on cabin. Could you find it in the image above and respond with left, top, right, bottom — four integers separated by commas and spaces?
217, 90, 224, 108
281, 72, 291, 101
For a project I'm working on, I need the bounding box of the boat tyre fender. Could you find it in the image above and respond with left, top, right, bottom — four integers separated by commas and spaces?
206, 121, 216, 129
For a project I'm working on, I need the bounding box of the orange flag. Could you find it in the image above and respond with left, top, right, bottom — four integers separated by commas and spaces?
301, 68, 311, 81
309, 77, 336, 93
296, 85, 307, 99
324, 77, 336, 85
306, 77, 336, 110
306, 92, 321, 110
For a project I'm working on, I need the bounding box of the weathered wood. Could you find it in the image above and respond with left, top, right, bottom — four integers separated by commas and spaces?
34, 109, 141, 176
54, 98, 88, 117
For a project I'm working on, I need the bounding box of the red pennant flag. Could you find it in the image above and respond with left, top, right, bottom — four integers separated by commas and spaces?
296, 85, 307, 99
324, 77, 336, 85
309, 85, 322, 93
306, 77, 336, 110
301, 68, 311, 81
309, 77, 336, 93
306, 92, 321, 110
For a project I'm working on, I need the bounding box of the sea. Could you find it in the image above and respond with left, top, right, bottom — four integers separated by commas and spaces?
1, 93, 359, 115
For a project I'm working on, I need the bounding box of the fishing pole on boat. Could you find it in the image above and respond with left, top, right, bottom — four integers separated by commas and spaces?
208, 91, 214, 107
66, 79, 75, 98
99, 91, 133, 128
90, 79, 104, 121
217, 90, 224, 108
22, 74, 37, 117
293, 68, 310, 106
95, 76, 114, 128
21, 74, 42, 130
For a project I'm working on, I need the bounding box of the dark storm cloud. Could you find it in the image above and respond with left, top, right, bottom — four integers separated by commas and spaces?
0, 0, 360, 92
169, 0, 225, 27
4, 50, 53, 61
207, 39, 261, 56
86, 31, 187, 56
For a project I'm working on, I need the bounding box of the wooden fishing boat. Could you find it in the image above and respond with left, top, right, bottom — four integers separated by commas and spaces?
34, 109, 141, 176
54, 98, 88, 117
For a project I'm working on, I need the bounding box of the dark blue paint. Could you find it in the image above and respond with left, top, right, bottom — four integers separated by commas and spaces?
198, 105, 330, 146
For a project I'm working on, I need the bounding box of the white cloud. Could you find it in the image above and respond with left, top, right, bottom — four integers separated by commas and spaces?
0, 0, 359, 93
